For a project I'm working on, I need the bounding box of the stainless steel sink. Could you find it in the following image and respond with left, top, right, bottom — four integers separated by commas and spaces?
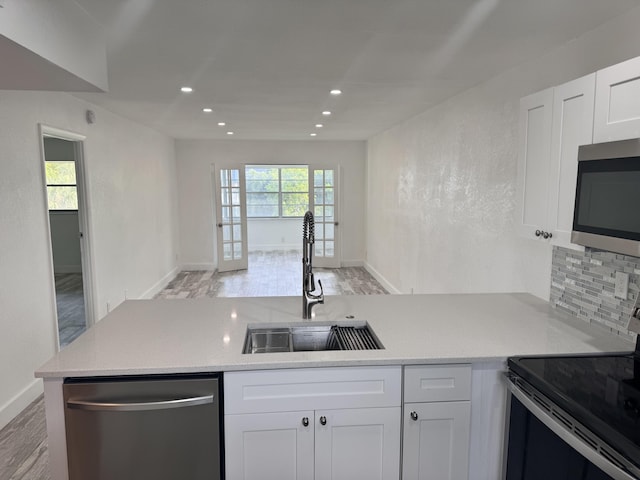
243, 323, 383, 354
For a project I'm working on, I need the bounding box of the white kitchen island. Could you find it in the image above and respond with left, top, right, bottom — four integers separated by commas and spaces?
36, 293, 634, 480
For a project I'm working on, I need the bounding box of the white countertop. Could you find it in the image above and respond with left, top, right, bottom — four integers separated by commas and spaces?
35, 293, 634, 378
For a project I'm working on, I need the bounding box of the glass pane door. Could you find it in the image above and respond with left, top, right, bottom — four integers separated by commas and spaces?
310, 167, 340, 268
215, 166, 248, 272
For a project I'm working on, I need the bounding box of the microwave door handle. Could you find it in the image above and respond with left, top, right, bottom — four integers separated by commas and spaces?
66, 394, 214, 412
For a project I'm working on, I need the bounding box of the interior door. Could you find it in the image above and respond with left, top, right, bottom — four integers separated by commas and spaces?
310, 167, 340, 268
214, 165, 248, 272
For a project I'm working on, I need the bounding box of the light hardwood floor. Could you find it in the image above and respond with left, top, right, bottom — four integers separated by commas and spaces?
2, 252, 386, 480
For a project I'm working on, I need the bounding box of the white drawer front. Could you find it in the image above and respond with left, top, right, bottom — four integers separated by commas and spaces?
404, 365, 471, 403
225, 366, 402, 414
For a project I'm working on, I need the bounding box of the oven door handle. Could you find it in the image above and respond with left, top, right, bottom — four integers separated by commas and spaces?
506, 378, 638, 480
66, 394, 214, 412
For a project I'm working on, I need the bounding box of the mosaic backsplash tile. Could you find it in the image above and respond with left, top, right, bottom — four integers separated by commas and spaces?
550, 246, 639, 341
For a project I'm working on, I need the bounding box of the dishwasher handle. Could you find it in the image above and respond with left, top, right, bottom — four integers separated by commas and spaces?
67, 394, 214, 412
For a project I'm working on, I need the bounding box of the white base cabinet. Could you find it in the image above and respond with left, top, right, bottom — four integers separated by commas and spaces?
402, 365, 472, 480
225, 411, 315, 480
315, 407, 401, 480
224, 366, 402, 480
402, 402, 471, 480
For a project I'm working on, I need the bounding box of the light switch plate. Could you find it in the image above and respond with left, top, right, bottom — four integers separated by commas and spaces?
615, 272, 629, 299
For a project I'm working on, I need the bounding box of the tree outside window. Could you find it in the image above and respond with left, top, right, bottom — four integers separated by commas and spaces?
46, 161, 78, 210
246, 165, 308, 217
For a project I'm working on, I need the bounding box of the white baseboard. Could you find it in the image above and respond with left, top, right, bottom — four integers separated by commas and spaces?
364, 262, 402, 294
140, 266, 181, 299
0, 379, 43, 431
181, 263, 216, 271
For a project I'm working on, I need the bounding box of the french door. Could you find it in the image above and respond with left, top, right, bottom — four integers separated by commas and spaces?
310, 167, 340, 268
214, 165, 248, 272
213, 164, 339, 271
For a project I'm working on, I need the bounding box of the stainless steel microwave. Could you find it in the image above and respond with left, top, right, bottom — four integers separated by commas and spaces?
571, 139, 640, 257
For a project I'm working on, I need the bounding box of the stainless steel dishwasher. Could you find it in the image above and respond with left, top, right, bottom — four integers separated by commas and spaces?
63, 373, 223, 480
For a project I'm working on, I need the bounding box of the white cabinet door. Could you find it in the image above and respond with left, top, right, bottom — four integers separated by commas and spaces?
402, 401, 471, 480
548, 74, 595, 249
315, 407, 401, 480
594, 55, 640, 143
225, 411, 314, 480
516, 88, 554, 240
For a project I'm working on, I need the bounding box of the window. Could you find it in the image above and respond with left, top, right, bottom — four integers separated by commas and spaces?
245, 165, 308, 217
45, 161, 78, 210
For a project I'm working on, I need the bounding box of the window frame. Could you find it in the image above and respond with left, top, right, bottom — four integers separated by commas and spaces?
245, 165, 309, 219
45, 160, 79, 211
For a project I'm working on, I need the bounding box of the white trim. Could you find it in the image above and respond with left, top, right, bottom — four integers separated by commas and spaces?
364, 261, 402, 294
181, 263, 217, 271
0, 379, 43, 432
140, 266, 181, 299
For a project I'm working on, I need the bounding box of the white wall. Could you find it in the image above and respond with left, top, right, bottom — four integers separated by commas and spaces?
175, 140, 366, 269
248, 218, 301, 251
0, 90, 179, 430
365, 7, 640, 299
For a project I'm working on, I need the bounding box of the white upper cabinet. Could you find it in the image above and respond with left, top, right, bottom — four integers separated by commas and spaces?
594, 56, 640, 143
547, 74, 595, 248
516, 88, 554, 240
516, 74, 595, 250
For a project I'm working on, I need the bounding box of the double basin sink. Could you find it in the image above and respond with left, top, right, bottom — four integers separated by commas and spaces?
243, 322, 383, 354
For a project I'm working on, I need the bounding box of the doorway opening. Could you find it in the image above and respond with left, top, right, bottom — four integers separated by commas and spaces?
40, 127, 94, 348
213, 164, 340, 272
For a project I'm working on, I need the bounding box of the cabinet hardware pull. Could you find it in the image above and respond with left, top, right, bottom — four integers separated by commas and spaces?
302, 417, 309, 427
535, 230, 542, 237
319, 416, 327, 426
410, 411, 418, 421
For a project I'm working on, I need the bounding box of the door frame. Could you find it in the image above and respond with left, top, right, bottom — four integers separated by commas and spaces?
310, 166, 341, 268
212, 163, 249, 272
39, 124, 96, 349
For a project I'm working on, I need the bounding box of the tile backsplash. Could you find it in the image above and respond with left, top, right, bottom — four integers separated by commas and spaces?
550, 246, 639, 341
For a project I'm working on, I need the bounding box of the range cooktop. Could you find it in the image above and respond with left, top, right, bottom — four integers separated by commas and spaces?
508, 344, 640, 471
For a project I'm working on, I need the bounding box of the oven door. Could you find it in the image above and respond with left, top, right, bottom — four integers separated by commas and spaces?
504, 375, 639, 480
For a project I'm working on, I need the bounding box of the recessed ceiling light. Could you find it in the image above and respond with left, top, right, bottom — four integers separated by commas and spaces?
315, 124, 323, 128
322, 111, 332, 116
330, 89, 342, 95
227, 131, 234, 135
310, 133, 317, 137
202, 108, 213, 113
181, 87, 193, 93
217, 122, 226, 126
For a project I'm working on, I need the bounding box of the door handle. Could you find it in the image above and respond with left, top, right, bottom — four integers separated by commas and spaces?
66, 394, 214, 412
217, 223, 223, 228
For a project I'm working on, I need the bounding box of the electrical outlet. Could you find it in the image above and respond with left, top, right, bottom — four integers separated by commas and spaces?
614, 272, 629, 300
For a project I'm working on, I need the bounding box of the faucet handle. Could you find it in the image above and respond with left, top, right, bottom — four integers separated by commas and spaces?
317, 279, 324, 297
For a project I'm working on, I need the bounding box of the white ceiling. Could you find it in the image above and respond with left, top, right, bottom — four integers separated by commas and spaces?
72, 0, 640, 141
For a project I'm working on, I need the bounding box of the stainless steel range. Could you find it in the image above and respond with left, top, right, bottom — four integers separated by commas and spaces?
504, 339, 640, 480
